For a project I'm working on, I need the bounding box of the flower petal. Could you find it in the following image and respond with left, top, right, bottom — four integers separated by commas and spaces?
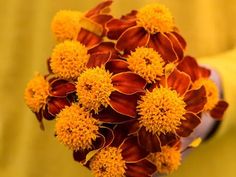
43, 106, 55, 120
73, 149, 91, 164
35, 109, 45, 130
93, 106, 132, 123
47, 97, 70, 116
184, 86, 207, 113
138, 127, 161, 152
148, 33, 177, 62
77, 28, 101, 48
167, 69, 191, 96
112, 72, 147, 95
111, 124, 130, 147
105, 59, 130, 74
87, 52, 111, 68
90, 14, 113, 34
177, 56, 202, 81
98, 126, 114, 148
125, 159, 157, 177
210, 100, 229, 120
121, 10, 137, 21
116, 26, 149, 51
120, 136, 149, 162
109, 91, 138, 118
172, 32, 187, 50
159, 132, 179, 146
85, 0, 113, 17
88, 42, 119, 58
49, 79, 76, 97
199, 66, 211, 78
165, 32, 185, 61
106, 18, 136, 39
176, 113, 201, 137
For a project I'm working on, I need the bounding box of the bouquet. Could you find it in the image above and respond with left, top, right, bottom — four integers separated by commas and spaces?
24, 1, 228, 176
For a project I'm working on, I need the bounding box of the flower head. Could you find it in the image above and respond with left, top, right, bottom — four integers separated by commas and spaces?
55, 104, 99, 150
50, 40, 89, 79
177, 56, 229, 120
136, 4, 174, 33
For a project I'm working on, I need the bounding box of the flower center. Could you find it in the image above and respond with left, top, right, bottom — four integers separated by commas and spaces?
136, 3, 175, 34
192, 78, 219, 111
127, 47, 164, 83
55, 104, 99, 151
51, 10, 83, 41
138, 87, 186, 135
149, 145, 181, 174
76, 67, 114, 113
24, 74, 49, 112
90, 147, 126, 177
50, 40, 89, 79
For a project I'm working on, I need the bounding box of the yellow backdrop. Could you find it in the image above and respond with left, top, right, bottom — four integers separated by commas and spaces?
0, 0, 235, 177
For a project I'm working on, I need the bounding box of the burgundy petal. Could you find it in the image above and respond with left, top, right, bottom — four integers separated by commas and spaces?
125, 159, 157, 177
105, 59, 130, 74
85, 0, 113, 17
210, 100, 229, 120
109, 91, 138, 118
110, 124, 130, 147
73, 149, 91, 163
176, 113, 201, 137
121, 10, 137, 21
138, 127, 161, 152
148, 33, 177, 62
88, 42, 119, 58
159, 132, 179, 146
98, 126, 114, 148
77, 28, 101, 48
43, 106, 55, 120
47, 97, 70, 116
177, 56, 202, 82
93, 106, 132, 123
116, 26, 149, 51
120, 136, 149, 162
106, 18, 136, 39
199, 66, 211, 78
50, 79, 76, 97
112, 72, 146, 95
165, 32, 184, 61
87, 52, 111, 68
172, 32, 187, 50
90, 14, 113, 34
184, 86, 207, 113
167, 69, 191, 96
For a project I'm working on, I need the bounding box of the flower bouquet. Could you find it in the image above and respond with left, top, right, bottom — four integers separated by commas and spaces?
24, 1, 228, 176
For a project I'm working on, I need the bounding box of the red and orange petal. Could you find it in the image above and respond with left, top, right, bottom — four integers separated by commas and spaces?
73, 126, 114, 164
210, 100, 229, 120
160, 69, 191, 96
177, 56, 211, 82
183, 86, 207, 113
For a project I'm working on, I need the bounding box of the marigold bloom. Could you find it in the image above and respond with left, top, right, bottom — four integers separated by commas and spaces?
85, 125, 156, 177
24, 74, 76, 129
51, 0, 113, 45
106, 3, 186, 62
76, 56, 147, 118
55, 104, 100, 151
177, 56, 229, 120
129, 69, 207, 152
49, 40, 119, 80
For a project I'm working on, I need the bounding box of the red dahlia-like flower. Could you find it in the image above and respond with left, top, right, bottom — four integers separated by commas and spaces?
106, 3, 186, 62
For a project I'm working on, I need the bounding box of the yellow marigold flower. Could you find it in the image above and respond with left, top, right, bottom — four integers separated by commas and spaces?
127, 47, 164, 83
138, 87, 186, 135
90, 147, 126, 177
150, 145, 181, 174
76, 67, 114, 113
50, 40, 89, 79
137, 3, 175, 34
55, 104, 99, 151
24, 74, 49, 112
192, 78, 219, 111
51, 10, 83, 41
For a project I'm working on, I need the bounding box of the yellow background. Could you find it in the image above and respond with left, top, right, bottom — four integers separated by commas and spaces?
0, 0, 236, 177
